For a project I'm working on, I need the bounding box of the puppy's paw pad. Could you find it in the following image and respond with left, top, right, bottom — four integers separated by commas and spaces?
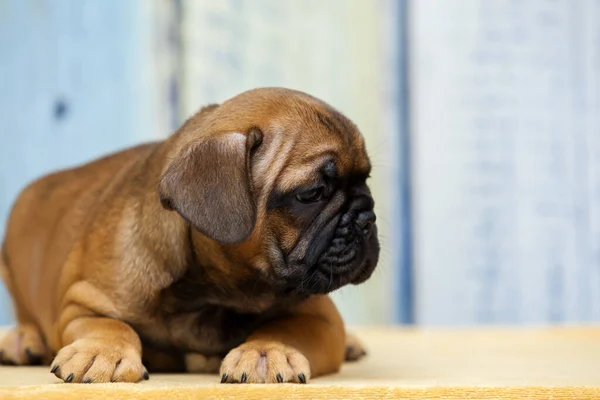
0, 325, 49, 365
50, 338, 147, 383
220, 341, 310, 384
344, 333, 367, 362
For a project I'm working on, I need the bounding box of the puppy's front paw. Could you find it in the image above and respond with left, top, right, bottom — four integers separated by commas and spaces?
51, 338, 147, 383
220, 341, 310, 384
345, 333, 367, 362
0, 324, 49, 365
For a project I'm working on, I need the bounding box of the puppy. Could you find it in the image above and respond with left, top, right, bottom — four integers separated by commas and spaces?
0, 87, 379, 384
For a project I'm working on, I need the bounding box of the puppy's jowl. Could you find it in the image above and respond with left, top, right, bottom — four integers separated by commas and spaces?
0, 88, 379, 384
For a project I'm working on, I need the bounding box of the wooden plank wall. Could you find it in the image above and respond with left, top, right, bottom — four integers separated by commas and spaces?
6, 0, 597, 328
409, 0, 600, 325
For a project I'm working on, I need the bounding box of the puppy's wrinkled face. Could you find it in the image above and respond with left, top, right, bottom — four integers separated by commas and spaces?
252, 97, 379, 295
266, 156, 379, 295
160, 88, 379, 297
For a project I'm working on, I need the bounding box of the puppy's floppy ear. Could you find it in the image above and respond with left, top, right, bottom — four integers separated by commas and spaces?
159, 126, 264, 244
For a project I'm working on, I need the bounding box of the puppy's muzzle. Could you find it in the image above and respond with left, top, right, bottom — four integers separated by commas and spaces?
317, 194, 377, 277
286, 188, 379, 295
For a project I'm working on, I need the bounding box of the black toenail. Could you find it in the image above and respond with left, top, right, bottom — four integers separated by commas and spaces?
51, 365, 59, 374
240, 372, 247, 383
298, 373, 306, 383
65, 373, 74, 383
143, 371, 149, 380
276, 373, 283, 383
220, 373, 228, 383
83, 378, 93, 384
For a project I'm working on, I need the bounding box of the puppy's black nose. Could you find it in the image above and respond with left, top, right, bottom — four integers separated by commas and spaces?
355, 210, 376, 231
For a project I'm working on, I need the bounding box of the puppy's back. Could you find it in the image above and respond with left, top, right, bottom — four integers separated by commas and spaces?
2, 142, 160, 333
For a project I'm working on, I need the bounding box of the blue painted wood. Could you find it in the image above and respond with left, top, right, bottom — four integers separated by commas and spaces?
410, 0, 600, 325
394, 0, 414, 324
0, 0, 163, 324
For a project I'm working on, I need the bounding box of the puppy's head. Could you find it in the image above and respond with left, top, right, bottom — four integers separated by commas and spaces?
159, 88, 379, 296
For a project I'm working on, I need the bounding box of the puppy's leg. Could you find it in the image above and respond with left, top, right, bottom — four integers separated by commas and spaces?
0, 253, 50, 365
51, 314, 147, 383
220, 295, 345, 384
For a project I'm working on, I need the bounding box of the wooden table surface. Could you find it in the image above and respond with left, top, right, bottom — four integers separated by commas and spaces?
1, 326, 599, 399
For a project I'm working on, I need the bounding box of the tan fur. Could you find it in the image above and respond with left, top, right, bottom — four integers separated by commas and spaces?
0, 88, 373, 384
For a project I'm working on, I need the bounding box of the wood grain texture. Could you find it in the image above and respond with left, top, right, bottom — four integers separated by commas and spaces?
0, 327, 599, 399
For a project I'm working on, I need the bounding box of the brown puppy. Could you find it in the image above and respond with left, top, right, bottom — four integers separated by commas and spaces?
0, 87, 379, 384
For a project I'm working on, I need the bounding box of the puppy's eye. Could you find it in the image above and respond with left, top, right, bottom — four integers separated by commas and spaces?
295, 187, 324, 204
